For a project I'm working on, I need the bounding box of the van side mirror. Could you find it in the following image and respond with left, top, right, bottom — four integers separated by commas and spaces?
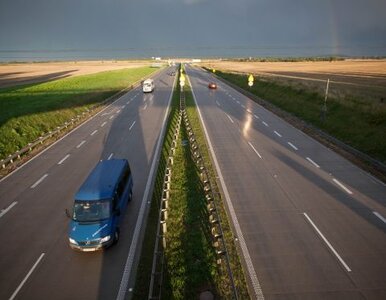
65, 209, 72, 219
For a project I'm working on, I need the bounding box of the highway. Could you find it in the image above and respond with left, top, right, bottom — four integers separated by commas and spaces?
186, 65, 386, 299
0, 67, 176, 300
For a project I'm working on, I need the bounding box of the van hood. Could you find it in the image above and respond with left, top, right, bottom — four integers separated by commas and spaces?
69, 219, 111, 241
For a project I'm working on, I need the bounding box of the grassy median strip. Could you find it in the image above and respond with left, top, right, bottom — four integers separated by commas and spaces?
0, 66, 155, 160
133, 70, 249, 299
213, 70, 386, 164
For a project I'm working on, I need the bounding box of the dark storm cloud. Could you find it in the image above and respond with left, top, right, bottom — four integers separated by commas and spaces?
0, 0, 385, 58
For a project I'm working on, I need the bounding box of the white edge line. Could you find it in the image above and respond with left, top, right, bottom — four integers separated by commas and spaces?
287, 142, 298, 151
0, 201, 17, 219
90, 130, 98, 136
248, 142, 263, 159
303, 213, 352, 272
332, 178, 353, 195
9, 253, 45, 300
107, 153, 114, 160
262, 121, 269, 127
254, 114, 259, 119
373, 211, 386, 224
76, 140, 86, 149
57, 154, 70, 165
306, 157, 320, 168
186, 67, 264, 300
116, 70, 176, 300
31, 174, 48, 189
129, 121, 136, 131
101, 121, 107, 127
143, 104, 148, 110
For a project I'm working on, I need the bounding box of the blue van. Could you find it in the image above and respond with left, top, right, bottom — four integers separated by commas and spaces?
67, 159, 133, 251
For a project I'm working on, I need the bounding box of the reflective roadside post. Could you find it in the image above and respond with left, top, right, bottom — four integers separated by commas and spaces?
248, 74, 254, 87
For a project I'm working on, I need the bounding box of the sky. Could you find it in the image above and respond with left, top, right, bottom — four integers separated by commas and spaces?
0, 0, 385, 60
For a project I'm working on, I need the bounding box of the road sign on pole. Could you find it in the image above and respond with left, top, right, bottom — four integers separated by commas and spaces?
248, 74, 254, 87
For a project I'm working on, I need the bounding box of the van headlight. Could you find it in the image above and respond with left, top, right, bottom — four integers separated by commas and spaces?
100, 235, 111, 243
69, 238, 78, 245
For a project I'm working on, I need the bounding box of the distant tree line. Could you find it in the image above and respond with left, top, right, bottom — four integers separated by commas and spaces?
223, 56, 386, 62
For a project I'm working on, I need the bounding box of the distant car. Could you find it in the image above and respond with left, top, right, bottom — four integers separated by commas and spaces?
169, 71, 176, 76
142, 79, 155, 93
208, 82, 217, 89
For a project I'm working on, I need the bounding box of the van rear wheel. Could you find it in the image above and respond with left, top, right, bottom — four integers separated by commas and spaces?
129, 190, 133, 202
113, 228, 120, 244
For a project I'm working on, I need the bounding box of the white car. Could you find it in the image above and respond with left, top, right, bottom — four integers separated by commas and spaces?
142, 79, 155, 93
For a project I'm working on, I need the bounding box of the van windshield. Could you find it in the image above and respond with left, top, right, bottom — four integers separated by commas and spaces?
73, 200, 111, 223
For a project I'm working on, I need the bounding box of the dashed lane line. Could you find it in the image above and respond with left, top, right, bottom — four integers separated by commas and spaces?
287, 142, 298, 151
304, 213, 351, 272
57, 154, 70, 165
31, 174, 48, 189
332, 178, 353, 195
306, 157, 320, 168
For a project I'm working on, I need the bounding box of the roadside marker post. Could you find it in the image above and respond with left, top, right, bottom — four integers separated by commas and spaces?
248, 74, 254, 87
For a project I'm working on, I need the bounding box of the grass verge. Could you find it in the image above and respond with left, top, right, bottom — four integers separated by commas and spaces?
213, 70, 386, 164
0, 67, 155, 160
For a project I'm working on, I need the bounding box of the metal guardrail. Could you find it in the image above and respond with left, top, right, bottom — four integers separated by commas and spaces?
0, 72, 161, 172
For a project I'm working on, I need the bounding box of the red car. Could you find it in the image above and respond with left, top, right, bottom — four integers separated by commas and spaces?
208, 82, 217, 89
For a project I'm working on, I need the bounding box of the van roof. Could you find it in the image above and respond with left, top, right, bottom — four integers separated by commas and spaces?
143, 79, 153, 83
75, 159, 129, 201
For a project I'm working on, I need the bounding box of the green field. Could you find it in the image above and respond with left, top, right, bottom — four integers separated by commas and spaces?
214, 70, 386, 164
0, 67, 155, 160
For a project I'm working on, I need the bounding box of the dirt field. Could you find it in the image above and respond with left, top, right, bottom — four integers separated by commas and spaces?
200, 60, 386, 102
0, 60, 153, 88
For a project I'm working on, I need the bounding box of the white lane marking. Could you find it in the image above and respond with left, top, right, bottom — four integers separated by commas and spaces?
108, 153, 114, 160
215, 100, 221, 106
187, 69, 264, 300
109, 115, 114, 120
241, 104, 246, 108
121, 105, 126, 109
236, 100, 240, 104
129, 121, 136, 131
57, 154, 70, 165
332, 178, 353, 195
248, 142, 263, 159
254, 114, 259, 119
31, 174, 48, 189
9, 253, 45, 300
303, 213, 352, 272
262, 121, 269, 127
143, 104, 148, 110
126, 100, 131, 104
0, 201, 17, 219
76, 140, 86, 148
101, 121, 107, 127
306, 157, 320, 168
116, 74, 177, 300
287, 142, 298, 151
226, 114, 234, 124
274, 131, 282, 137
90, 130, 98, 136
373, 211, 386, 223
116, 109, 121, 114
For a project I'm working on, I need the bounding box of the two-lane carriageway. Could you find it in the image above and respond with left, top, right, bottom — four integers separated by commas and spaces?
0, 67, 176, 300
186, 65, 386, 300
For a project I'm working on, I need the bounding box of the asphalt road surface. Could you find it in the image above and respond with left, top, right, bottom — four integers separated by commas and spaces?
0, 67, 176, 300
186, 65, 386, 300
